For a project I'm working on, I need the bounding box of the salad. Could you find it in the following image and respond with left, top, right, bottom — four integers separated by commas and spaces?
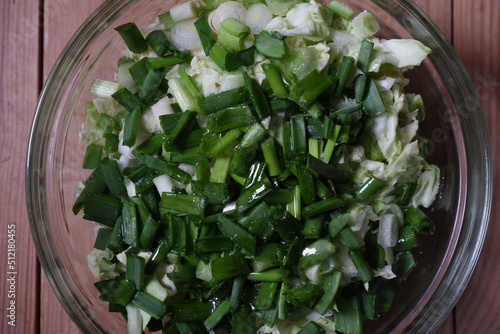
75, 0, 440, 333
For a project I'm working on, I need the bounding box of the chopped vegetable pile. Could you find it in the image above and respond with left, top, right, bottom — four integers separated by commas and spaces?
74, 0, 440, 333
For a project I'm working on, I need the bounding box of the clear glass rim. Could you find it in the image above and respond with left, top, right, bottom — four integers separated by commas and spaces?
26, 0, 492, 333
380, 0, 492, 332
26, 1, 139, 333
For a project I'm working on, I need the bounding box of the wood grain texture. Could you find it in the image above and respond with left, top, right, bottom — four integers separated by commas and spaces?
40, 1, 104, 333
452, 0, 500, 333
413, 0, 453, 41
0, 0, 41, 333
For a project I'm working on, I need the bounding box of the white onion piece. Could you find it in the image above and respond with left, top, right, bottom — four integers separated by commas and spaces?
115, 62, 136, 92
153, 174, 174, 194
170, 18, 202, 50
170, 0, 198, 22
208, 1, 247, 33
377, 213, 399, 248
124, 176, 136, 197
245, 3, 273, 34
178, 163, 196, 176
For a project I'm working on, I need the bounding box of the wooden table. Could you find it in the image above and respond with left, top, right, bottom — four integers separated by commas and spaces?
1, 0, 498, 333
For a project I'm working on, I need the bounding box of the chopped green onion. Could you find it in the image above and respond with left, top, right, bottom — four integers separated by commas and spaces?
165, 110, 198, 150
146, 55, 187, 69
89, 79, 122, 99
93, 228, 112, 250
145, 238, 170, 275
394, 224, 420, 251
202, 86, 249, 114
172, 300, 212, 322
158, 11, 176, 31
298, 239, 336, 270
133, 132, 164, 156
354, 74, 368, 102
101, 158, 126, 195
236, 181, 271, 213
289, 71, 334, 108
225, 47, 256, 72
358, 39, 374, 73
204, 299, 231, 330
230, 276, 246, 312
328, 213, 351, 239
218, 216, 257, 254
392, 250, 417, 280
330, 103, 363, 124
114, 22, 148, 54
160, 193, 206, 217
262, 62, 288, 98
349, 249, 374, 283
240, 122, 267, 149
326, 1, 354, 20
82, 144, 103, 169
314, 271, 342, 315
208, 44, 229, 70
83, 194, 122, 227
132, 291, 167, 319
362, 77, 387, 115
334, 296, 362, 334
111, 87, 146, 113
146, 30, 172, 56
208, 128, 242, 157
286, 282, 322, 306
255, 31, 288, 59
335, 56, 355, 97
302, 215, 324, 239
211, 254, 250, 280
297, 321, 325, 334
169, 77, 200, 113
302, 197, 345, 218
255, 281, 279, 309
355, 176, 387, 201
126, 255, 146, 290
191, 180, 230, 204
340, 226, 362, 249
247, 268, 283, 282
210, 152, 232, 183
261, 137, 283, 176
168, 214, 187, 252
170, 0, 199, 22
133, 151, 191, 184
397, 182, 418, 206
218, 18, 250, 51
210, 104, 255, 132
121, 198, 139, 247
295, 163, 316, 205
290, 116, 307, 160
139, 216, 160, 249
122, 107, 142, 147
107, 216, 126, 253
194, 16, 216, 55
196, 235, 234, 254
243, 71, 271, 121
404, 206, 434, 234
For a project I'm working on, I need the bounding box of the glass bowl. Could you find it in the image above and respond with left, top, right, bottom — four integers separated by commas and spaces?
26, 0, 492, 333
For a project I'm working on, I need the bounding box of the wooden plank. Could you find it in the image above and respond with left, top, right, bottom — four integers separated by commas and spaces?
414, 0, 453, 41
0, 0, 41, 334
437, 317, 456, 334
42, 0, 105, 81
40, 0, 104, 333
452, 0, 500, 333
